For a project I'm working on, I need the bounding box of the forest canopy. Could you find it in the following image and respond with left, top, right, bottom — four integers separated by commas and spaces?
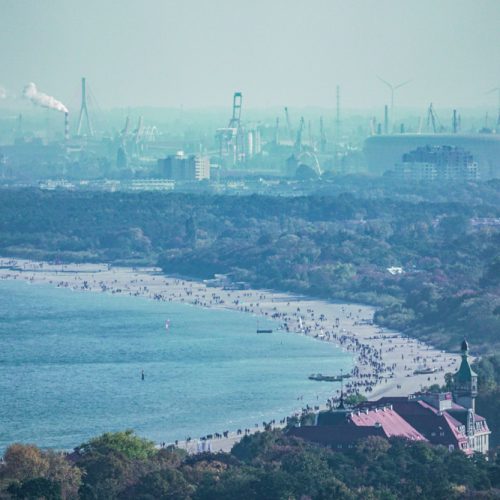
1, 178, 499, 352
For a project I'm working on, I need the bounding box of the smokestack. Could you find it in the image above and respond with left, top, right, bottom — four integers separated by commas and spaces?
452, 109, 458, 134
384, 105, 389, 134
64, 112, 69, 141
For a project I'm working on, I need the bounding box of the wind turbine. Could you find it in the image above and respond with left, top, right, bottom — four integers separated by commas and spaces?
377, 76, 412, 132
486, 86, 500, 127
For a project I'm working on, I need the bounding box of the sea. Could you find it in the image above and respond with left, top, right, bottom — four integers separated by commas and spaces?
0, 279, 352, 453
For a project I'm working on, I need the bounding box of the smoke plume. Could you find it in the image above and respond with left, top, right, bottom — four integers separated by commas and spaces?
23, 82, 68, 113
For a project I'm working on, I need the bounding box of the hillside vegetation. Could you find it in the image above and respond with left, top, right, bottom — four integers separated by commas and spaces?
1, 430, 499, 499
1, 178, 499, 351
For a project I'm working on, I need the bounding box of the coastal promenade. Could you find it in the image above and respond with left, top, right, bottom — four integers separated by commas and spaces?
0, 257, 460, 453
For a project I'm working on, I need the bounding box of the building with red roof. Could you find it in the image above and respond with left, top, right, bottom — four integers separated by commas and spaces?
288, 340, 490, 455
288, 405, 426, 450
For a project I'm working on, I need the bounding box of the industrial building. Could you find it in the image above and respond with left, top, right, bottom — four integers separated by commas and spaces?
364, 134, 500, 179
395, 145, 479, 181
158, 152, 210, 181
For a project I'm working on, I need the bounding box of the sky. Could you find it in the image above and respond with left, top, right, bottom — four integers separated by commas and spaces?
1, 0, 499, 111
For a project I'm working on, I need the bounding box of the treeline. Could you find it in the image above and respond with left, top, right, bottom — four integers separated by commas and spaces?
1, 429, 499, 499
474, 355, 500, 448
0, 178, 499, 351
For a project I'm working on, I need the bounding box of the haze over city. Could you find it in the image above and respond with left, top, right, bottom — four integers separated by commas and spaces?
1, 0, 499, 110
1, 2, 500, 498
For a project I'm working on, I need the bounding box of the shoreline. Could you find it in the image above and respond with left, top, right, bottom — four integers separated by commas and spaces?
0, 257, 461, 453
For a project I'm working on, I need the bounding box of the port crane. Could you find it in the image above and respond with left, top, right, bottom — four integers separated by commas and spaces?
284, 107, 294, 143
294, 117, 305, 152
120, 116, 130, 142
426, 103, 438, 133
215, 92, 244, 165
228, 92, 242, 129
319, 117, 327, 152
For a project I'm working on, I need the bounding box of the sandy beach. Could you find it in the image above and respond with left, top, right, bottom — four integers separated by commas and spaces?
0, 257, 461, 453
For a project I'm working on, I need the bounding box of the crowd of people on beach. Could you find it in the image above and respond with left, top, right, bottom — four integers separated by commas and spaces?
0, 258, 459, 453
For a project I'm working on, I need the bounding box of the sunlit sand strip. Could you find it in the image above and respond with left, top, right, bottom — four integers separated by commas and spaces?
0, 257, 461, 452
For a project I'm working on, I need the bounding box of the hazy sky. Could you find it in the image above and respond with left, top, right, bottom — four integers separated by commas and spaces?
1, 0, 499, 111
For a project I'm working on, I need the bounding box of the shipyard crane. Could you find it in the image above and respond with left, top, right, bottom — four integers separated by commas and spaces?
284, 107, 294, 143
120, 116, 130, 142
129, 116, 144, 155
294, 116, 305, 152
427, 103, 437, 133
308, 120, 315, 151
228, 92, 242, 129
319, 116, 327, 152
216, 92, 244, 165
133, 116, 143, 142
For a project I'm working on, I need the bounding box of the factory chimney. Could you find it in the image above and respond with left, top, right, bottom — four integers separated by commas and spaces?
64, 112, 69, 141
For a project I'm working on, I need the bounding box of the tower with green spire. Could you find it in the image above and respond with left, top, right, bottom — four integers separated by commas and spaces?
453, 339, 478, 412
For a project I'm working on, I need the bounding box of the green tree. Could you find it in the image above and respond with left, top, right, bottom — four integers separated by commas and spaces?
127, 468, 194, 500
1, 444, 49, 483
45, 451, 82, 500
7, 477, 61, 500
76, 430, 156, 461
77, 451, 131, 500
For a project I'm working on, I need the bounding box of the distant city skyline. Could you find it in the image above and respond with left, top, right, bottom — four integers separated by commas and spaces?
0, 0, 499, 111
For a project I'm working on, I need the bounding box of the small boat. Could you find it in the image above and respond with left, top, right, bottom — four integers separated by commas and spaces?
308, 373, 352, 382
256, 320, 272, 334
165, 320, 171, 331
309, 374, 341, 382
413, 367, 437, 375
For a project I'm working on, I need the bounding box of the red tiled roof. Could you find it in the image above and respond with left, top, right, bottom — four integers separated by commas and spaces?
296, 394, 488, 455
442, 412, 468, 443
349, 407, 426, 441
365, 397, 474, 451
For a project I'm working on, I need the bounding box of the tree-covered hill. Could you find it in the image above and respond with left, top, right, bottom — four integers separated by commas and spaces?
0, 179, 499, 351
1, 429, 499, 499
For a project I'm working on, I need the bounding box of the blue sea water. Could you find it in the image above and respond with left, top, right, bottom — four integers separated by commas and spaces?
0, 279, 352, 452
